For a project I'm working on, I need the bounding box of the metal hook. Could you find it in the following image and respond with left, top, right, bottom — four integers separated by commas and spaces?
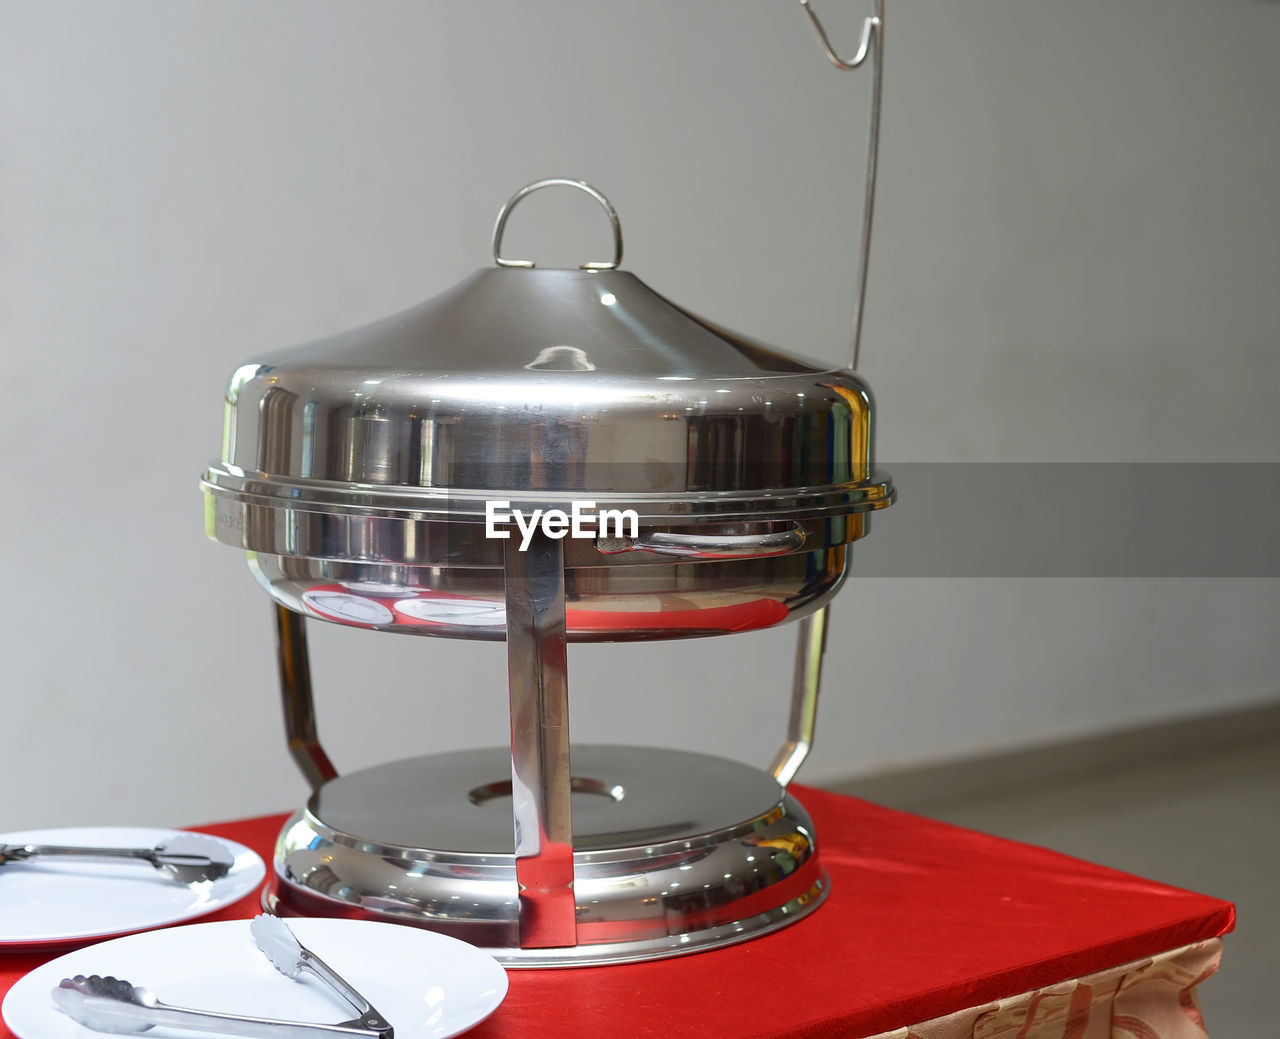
800, 0, 880, 70
799, 0, 883, 372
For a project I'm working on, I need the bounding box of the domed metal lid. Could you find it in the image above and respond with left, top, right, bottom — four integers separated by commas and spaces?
203, 180, 892, 522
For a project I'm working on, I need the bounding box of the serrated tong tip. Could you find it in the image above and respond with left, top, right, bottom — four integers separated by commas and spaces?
251, 914, 393, 1038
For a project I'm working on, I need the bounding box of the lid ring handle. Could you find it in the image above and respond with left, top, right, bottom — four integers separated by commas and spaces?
491, 178, 624, 271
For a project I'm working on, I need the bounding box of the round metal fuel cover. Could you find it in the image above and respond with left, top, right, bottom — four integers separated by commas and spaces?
270, 745, 828, 966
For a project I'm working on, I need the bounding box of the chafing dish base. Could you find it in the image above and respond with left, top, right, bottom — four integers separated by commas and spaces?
263, 745, 827, 967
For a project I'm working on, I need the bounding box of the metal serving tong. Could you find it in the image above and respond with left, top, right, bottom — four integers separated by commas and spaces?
0, 834, 233, 885
51, 915, 393, 1038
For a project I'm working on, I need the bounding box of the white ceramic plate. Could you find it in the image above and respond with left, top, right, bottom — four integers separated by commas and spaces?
2, 918, 509, 1039
0, 827, 265, 948
393, 597, 507, 626
301, 589, 395, 625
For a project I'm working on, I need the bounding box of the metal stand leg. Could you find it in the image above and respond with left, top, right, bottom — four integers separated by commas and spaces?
273, 603, 338, 791
768, 605, 829, 788
504, 533, 577, 949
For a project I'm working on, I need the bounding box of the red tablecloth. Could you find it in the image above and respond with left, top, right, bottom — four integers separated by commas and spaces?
0, 786, 1234, 1039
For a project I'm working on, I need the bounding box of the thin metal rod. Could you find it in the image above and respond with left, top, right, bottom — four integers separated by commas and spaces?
273, 603, 339, 791
768, 606, 829, 788
800, 0, 883, 371
504, 533, 577, 949
2, 845, 152, 863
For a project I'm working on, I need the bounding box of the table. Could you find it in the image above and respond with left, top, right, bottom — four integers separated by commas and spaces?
1, 786, 1234, 1038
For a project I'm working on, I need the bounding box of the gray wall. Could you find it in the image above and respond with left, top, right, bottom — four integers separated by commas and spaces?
2, 0, 1277, 831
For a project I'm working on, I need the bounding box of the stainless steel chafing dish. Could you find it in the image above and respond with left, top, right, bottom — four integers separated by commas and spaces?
202, 3, 890, 967
202, 188, 887, 642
